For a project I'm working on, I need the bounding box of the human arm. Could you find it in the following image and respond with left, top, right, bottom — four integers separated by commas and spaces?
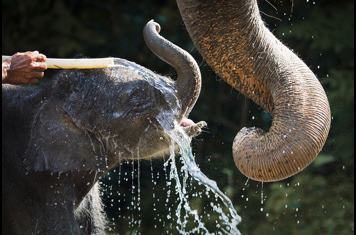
2, 51, 47, 85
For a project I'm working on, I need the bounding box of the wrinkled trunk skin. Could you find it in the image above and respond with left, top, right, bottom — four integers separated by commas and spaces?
144, 20, 201, 120
2, 21, 204, 234
177, 0, 331, 181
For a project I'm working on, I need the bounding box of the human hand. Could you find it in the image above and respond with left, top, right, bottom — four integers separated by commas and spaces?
2, 51, 47, 85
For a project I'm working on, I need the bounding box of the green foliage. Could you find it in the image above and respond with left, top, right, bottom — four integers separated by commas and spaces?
256, 170, 354, 235
312, 154, 335, 167
2, 0, 353, 234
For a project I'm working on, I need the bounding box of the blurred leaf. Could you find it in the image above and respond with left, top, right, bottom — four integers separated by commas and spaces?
312, 154, 335, 167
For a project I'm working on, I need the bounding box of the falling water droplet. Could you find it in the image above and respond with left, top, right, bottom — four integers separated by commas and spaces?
261, 182, 264, 205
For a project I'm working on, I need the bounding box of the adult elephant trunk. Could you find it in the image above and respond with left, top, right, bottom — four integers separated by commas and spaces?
177, 0, 331, 182
143, 20, 201, 122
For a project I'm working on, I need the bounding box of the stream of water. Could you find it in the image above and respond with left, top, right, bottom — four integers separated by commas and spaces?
160, 121, 242, 234
107, 60, 242, 233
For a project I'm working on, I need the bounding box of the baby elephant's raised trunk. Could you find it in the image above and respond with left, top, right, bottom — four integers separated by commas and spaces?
144, 20, 202, 123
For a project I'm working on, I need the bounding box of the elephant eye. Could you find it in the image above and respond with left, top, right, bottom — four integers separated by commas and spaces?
132, 101, 151, 111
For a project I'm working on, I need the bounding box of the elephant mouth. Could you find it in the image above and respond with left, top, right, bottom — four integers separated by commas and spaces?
180, 117, 206, 137
180, 117, 196, 127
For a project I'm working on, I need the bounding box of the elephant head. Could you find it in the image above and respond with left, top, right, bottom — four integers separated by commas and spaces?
176, 0, 331, 182
16, 20, 206, 173
1, 21, 205, 234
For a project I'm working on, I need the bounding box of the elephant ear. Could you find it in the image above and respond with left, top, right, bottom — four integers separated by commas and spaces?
24, 100, 102, 172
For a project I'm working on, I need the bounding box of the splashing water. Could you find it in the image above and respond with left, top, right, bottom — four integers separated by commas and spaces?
103, 60, 242, 233
160, 119, 242, 234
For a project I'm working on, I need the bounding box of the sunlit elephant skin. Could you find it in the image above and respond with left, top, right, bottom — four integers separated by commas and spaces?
177, 0, 331, 182
1, 21, 205, 234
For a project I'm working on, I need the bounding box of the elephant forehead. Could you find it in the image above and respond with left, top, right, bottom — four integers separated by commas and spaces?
122, 81, 158, 102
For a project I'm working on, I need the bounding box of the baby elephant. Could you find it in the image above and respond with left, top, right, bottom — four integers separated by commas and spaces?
2, 20, 205, 234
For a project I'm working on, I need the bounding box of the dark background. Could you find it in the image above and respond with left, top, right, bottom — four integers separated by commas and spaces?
2, 0, 354, 234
